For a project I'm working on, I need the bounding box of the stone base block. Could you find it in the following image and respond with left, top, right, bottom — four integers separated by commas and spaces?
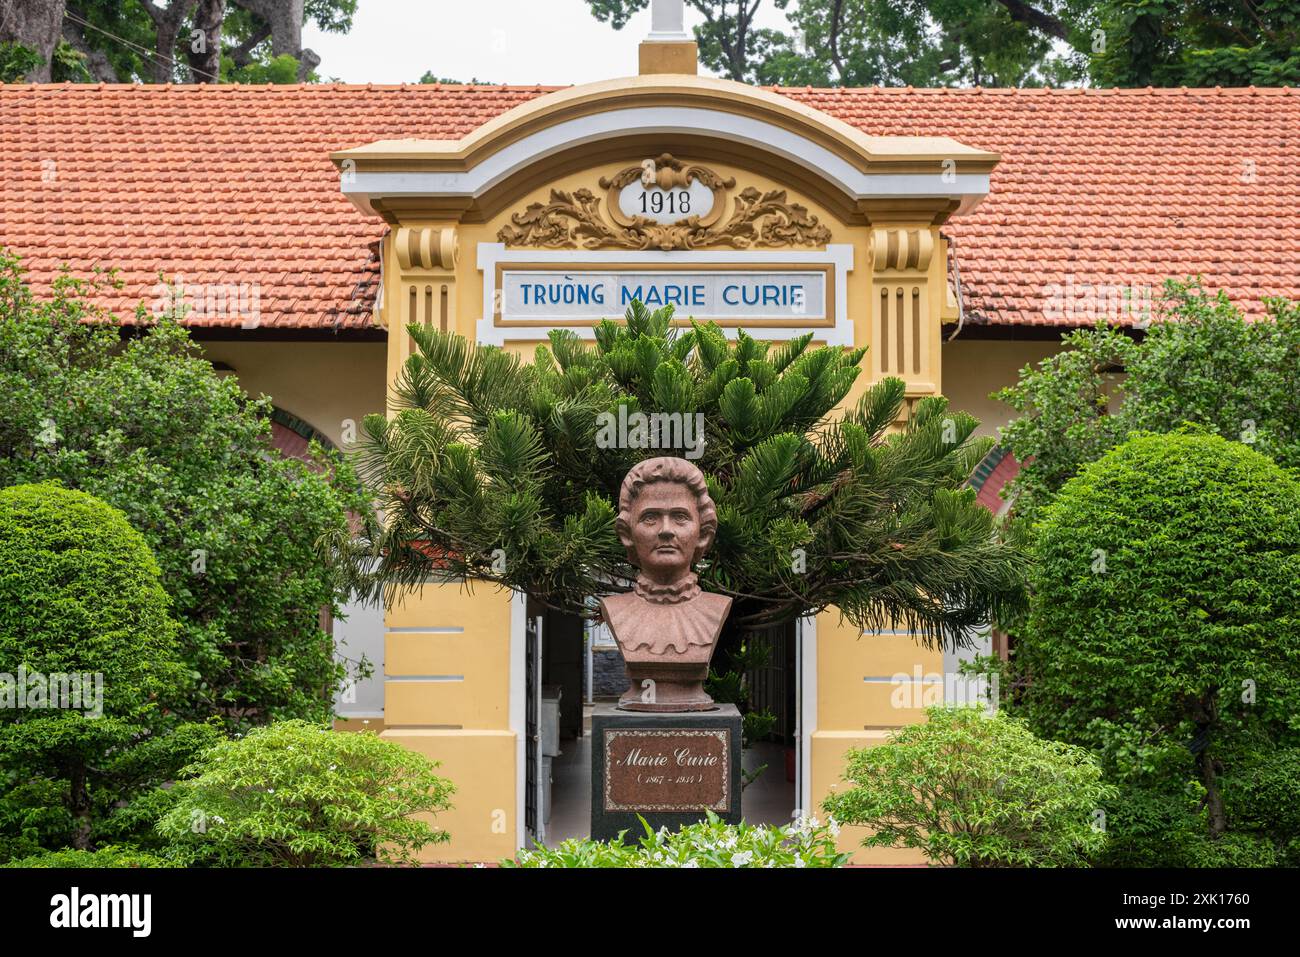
591, 704, 741, 843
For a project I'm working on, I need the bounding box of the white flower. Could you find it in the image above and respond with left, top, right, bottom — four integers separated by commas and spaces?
680, 859, 700, 869
793, 854, 806, 868
730, 850, 753, 867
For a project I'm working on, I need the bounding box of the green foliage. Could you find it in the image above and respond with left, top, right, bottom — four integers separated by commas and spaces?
0, 249, 370, 734
0, 483, 193, 851
507, 810, 847, 867
3, 845, 174, 868
0, 41, 44, 82
588, 0, 1087, 87
767, 0, 1088, 87
56, 0, 357, 84
157, 720, 455, 867
705, 636, 777, 754
997, 281, 1300, 530
356, 300, 1024, 648
1017, 431, 1300, 865
824, 706, 1115, 866
585, 1, 1297, 88
1091, 0, 1300, 86
221, 52, 304, 85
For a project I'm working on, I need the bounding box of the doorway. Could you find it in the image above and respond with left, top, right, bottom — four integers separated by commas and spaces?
526, 607, 801, 846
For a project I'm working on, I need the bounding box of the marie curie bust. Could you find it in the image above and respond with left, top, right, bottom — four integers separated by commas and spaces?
599, 456, 732, 712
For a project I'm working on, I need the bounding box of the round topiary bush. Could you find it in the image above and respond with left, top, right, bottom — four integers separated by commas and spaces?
1019, 430, 1300, 860
0, 482, 183, 850
823, 706, 1115, 867
156, 719, 456, 867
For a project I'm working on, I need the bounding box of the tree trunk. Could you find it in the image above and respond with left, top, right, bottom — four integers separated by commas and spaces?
68, 762, 93, 851
187, 0, 224, 82
61, 21, 121, 82
994, 0, 1070, 41
232, 0, 318, 80
1198, 748, 1227, 838
141, 1, 199, 84
0, 0, 66, 82
1192, 690, 1227, 838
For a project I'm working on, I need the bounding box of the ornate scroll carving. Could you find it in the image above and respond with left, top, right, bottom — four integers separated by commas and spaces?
496, 154, 833, 251
600, 153, 735, 194
498, 186, 832, 251
871, 227, 935, 273
394, 226, 459, 272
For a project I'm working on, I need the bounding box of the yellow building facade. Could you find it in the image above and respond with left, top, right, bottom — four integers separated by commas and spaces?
326, 41, 1003, 863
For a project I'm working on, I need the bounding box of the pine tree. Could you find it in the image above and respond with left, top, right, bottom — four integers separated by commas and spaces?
349, 302, 1024, 649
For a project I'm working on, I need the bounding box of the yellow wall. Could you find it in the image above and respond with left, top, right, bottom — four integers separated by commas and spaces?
382, 583, 519, 863
372, 136, 998, 864
942, 339, 1065, 437
200, 340, 387, 447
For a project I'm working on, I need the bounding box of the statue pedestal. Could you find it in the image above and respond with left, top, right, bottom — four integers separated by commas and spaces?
590, 703, 742, 843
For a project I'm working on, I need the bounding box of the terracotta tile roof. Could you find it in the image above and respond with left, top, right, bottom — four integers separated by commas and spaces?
2, 82, 1297, 330
1, 83, 551, 332
785, 86, 1300, 327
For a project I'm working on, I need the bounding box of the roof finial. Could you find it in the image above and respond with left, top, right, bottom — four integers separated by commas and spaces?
647, 0, 689, 41
640, 0, 698, 75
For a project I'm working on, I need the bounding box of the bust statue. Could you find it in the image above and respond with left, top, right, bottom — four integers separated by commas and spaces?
599, 456, 732, 712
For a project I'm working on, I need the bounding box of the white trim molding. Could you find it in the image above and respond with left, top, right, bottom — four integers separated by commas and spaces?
508, 589, 528, 851
798, 615, 817, 819
341, 105, 992, 216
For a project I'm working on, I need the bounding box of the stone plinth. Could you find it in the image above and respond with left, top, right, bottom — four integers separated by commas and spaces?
591, 703, 742, 843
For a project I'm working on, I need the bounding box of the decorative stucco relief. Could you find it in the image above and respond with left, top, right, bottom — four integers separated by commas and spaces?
497, 154, 833, 251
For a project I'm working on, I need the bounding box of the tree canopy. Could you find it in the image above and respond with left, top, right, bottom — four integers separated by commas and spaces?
352, 301, 1025, 647
996, 281, 1300, 530
0, 249, 370, 733
0, 0, 357, 83
1017, 431, 1300, 865
585, 0, 1300, 87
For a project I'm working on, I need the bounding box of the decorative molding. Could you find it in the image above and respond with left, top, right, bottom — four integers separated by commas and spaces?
498, 162, 833, 251
871, 227, 936, 273
394, 226, 459, 272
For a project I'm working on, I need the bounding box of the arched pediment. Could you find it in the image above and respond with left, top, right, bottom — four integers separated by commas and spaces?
333, 75, 998, 226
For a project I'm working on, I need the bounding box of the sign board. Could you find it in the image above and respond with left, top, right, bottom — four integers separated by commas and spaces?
476, 244, 856, 346
602, 728, 732, 812
497, 266, 830, 326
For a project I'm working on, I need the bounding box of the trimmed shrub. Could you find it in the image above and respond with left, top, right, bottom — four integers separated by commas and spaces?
0, 483, 188, 851
824, 706, 1114, 866
1019, 431, 1300, 864
508, 812, 847, 868
156, 720, 455, 867
3, 845, 173, 868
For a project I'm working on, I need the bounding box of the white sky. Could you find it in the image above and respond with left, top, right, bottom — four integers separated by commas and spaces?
302, 0, 792, 86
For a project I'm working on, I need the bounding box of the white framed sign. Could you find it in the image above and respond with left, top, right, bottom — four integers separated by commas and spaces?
477, 243, 855, 346
498, 268, 828, 325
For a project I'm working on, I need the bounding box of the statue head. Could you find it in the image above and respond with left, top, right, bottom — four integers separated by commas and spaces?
616, 456, 718, 582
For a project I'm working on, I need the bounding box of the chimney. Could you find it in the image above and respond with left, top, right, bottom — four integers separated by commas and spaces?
639, 0, 698, 75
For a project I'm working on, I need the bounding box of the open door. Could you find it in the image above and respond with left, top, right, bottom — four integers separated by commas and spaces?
524, 612, 544, 847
